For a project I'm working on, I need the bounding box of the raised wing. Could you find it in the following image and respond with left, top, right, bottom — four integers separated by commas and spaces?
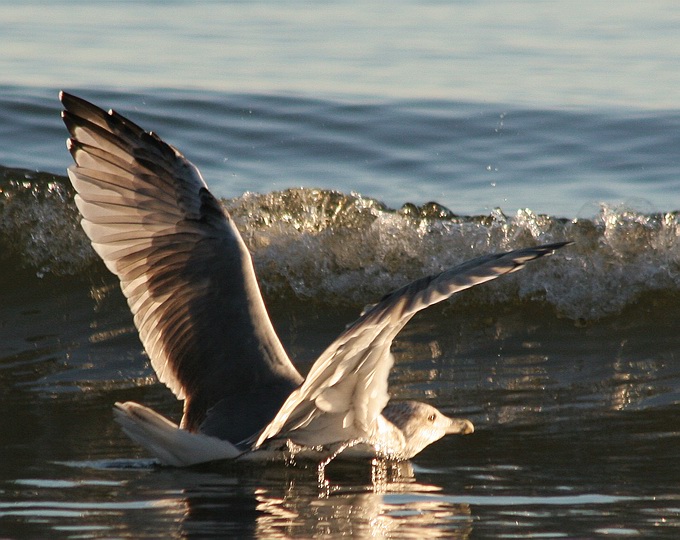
255, 242, 570, 448
61, 92, 302, 439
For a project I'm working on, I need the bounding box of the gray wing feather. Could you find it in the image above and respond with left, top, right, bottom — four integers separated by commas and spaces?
255, 242, 569, 448
61, 92, 303, 435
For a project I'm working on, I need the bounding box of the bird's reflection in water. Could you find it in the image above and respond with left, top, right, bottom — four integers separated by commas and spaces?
141, 459, 474, 538
254, 460, 472, 539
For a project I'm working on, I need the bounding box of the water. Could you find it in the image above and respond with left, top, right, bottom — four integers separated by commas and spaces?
2, 1, 680, 538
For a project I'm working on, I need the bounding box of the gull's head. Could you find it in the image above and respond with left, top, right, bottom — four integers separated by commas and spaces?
382, 401, 474, 459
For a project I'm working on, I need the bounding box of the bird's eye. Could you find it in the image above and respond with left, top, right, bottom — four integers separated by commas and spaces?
427, 413, 436, 422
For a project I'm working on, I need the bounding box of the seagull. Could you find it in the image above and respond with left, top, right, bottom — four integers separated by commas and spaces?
60, 92, 569, 467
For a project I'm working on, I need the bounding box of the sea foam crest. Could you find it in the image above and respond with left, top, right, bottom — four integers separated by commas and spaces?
0, 168, 92, 277
228, 189, 680, 320
2, 168, 680, 321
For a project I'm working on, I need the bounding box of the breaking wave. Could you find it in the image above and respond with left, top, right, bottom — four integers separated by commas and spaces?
2, 165, 680, 321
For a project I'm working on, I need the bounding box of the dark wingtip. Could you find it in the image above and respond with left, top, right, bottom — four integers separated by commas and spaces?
546, 240, 574, 251
59, 91, 111, 122
65, 137, 78, 157
61, 110, 80, 139
533, 240, 573, 255
506, 240, 572, 273
59, 90, 80, 109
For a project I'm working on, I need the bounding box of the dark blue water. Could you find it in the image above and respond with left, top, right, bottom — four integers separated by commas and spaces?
2, 86, 679, 217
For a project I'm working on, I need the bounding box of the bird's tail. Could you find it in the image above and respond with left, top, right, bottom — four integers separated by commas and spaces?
113, 402, 241, 466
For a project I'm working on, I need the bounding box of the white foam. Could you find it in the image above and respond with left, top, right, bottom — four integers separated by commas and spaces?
4, 175, 680, 320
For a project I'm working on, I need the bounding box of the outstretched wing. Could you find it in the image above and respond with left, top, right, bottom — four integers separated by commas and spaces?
61, 92, 302, 436
255, 242, 569, 448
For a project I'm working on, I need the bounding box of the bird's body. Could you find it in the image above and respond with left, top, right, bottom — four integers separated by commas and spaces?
61, 92, 568, 466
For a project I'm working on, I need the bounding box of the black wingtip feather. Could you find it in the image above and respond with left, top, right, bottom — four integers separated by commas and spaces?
60, 91, 103, 118
60, 93, 176, 162
539, 240, 573, 253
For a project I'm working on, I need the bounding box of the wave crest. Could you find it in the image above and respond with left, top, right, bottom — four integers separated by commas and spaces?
3, 166, 680, 320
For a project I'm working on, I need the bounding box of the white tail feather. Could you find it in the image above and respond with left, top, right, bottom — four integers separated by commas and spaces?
113, 402, 241, 466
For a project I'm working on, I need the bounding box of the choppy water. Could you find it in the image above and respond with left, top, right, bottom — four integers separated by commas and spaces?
2, 1, 680, 537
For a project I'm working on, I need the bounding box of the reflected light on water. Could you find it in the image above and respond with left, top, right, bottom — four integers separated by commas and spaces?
250, 461, 473, 539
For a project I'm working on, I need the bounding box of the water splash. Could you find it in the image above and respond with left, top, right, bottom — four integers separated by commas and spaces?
0, 167, 92, 277
3, 166, 680, 321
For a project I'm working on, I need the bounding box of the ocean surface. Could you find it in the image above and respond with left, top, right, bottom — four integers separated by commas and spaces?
2, 1, 680, 538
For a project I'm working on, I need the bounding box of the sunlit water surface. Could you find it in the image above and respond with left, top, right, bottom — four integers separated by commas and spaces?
2, 1, 680, 538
